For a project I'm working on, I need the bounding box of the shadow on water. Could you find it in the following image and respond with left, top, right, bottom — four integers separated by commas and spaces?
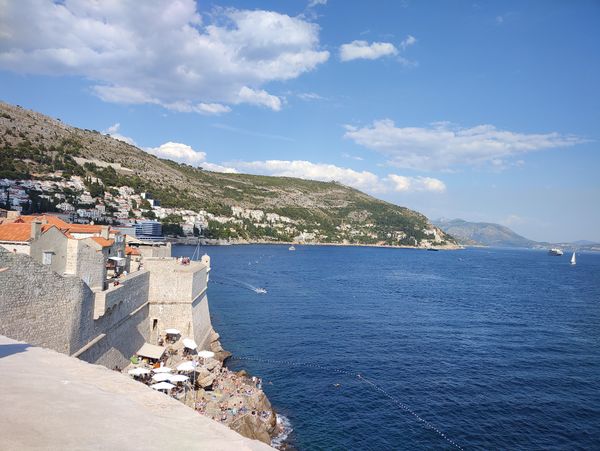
0, 343, 30, 359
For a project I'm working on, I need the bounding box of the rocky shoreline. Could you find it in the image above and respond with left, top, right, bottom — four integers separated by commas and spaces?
124, 328, 282, 447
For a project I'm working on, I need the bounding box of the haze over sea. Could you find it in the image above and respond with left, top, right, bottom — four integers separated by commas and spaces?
174, 245, 600, 450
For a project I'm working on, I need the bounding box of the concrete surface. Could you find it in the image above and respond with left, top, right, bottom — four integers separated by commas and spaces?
0, 335, 274, 451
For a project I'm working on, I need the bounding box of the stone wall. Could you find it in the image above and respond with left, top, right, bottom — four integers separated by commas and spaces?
145, 258, 213, 347
75, 240, 106, 289
0, 248, 94, 355
192, 292, 212, 349
0, 248, 151, 369
30, 227, 68, 275
0, 243, 30, 254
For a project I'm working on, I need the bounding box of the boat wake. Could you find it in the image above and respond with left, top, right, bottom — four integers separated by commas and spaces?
271, 414, 293, 449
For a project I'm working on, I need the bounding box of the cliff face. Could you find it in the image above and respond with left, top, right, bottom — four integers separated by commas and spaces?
0, 101, 456, 247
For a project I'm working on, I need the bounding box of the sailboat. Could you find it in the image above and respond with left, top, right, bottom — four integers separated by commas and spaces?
570, 251, 576, 266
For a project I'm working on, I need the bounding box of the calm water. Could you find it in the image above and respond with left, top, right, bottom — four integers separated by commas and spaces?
173, 245, 600, 450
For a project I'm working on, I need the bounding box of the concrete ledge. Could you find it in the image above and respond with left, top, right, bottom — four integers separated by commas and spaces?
0, 335, 273, 451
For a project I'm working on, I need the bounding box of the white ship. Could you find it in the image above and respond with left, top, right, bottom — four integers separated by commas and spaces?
548, 248, 563, 256
288, 245, 296, 251
570, 251, 576, 265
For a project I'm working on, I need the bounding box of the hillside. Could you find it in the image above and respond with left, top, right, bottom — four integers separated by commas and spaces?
0, 101, 456, 247
433, 218, 536, 248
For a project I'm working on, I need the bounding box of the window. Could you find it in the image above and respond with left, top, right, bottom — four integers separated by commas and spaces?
42, 252, 53, 265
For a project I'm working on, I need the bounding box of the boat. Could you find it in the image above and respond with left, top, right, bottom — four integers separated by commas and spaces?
427, 248, 439, 252
288, 245, 296, 251
570, 251, 576, 265
548, 248, 563, 256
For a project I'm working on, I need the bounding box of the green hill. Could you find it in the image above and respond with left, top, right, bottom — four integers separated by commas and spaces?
0, 101, 456, 247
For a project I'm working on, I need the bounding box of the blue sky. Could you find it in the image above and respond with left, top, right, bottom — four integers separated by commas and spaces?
1, 0, 598, 242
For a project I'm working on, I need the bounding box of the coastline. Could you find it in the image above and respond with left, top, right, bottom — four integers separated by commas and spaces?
169, 237, 463, 251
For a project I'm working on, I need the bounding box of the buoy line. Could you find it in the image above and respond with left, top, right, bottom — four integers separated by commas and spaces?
231, 355, 464, 450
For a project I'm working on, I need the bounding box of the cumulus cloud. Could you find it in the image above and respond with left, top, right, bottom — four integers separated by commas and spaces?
232, 160, 446, 194
0, 0, 329, 112
145, 142, 238, 173
386, 175, 446, 193
339, 40, 398, 62
103, 123, 137, 146
344, 120, 586, 170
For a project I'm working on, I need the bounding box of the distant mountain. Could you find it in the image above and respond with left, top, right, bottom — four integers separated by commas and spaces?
433, 218, 537, 248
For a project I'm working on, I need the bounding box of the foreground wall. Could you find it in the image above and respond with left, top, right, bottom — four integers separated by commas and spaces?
0, 248, 151, 369
0, 248, 94, 354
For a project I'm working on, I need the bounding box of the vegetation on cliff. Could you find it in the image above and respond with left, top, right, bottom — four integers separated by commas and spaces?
0, 101, 456, 246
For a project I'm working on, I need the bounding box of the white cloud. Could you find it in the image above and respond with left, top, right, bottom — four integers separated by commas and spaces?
400, 35, 417, 50
232, 160, 445, 194
386, 175, 446, 193
236, 87, 282, 111
0, 0, 329, 112
339, 40, 398, 62
103, 123, 137, 146
308, 0, 327, 7
146, 142, 207, 165
344, 120, 586, 171
145, 141, 238, 173
297, 92, 327, 101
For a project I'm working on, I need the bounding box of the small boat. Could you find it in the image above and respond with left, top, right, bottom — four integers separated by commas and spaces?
288, 245, 296, 251
427, 248, 439, 252
548, 248, 563, 256
570, 251, 576, 265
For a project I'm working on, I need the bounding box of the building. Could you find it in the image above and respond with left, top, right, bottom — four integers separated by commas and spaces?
0, 215, 214, 370
134, 220, 162, 238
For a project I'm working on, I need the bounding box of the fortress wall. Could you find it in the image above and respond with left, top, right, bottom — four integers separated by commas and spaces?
0, 249, 94, 355
78, 270, 151, 368
77, 303, 150, 369
192, 292, 212, 349
148, 302, 193, 339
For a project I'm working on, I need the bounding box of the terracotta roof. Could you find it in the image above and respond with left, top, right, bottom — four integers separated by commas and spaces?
0, 223, 54, 242
125, 246, 141, 256
63, 224, 103, 234
90, 237, 114, 248
15, 215, 70, 228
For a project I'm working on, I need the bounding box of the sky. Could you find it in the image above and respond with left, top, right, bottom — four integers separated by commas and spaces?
0, 0, 598, 242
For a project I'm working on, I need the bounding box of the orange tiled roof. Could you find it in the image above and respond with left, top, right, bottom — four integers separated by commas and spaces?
15, 215, 70, 228
63, 224, 103, 234
125, 246, 141, 256
90, 236, 114, 248
0, 223, 54, 242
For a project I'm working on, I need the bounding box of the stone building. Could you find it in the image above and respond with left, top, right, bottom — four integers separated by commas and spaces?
0, 214, 214, 370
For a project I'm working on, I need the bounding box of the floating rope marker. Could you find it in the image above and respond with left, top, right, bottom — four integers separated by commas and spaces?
231, 355, 464, 450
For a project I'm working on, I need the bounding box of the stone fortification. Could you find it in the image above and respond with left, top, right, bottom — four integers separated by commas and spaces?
0, 247, 214, 370
145, 257, 213, 349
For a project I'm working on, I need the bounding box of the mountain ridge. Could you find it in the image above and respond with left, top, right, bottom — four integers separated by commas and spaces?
0, 101, 457, 247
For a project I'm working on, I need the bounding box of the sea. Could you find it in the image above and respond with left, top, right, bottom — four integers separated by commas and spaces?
173, 245, 600, 450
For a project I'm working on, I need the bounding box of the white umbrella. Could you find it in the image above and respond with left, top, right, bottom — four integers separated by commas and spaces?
182, 338, 198, 350
128, 368, 150, 376
152, 366, 173, 373
197, 350, 215, 359
152, 373, 171, 382
164, 328, 181, 335
151, 382, 175, 391
176, 361, 198, 372
168, 374, 189, 383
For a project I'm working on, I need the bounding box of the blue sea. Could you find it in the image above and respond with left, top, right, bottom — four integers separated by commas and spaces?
173, 245, 600, 450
